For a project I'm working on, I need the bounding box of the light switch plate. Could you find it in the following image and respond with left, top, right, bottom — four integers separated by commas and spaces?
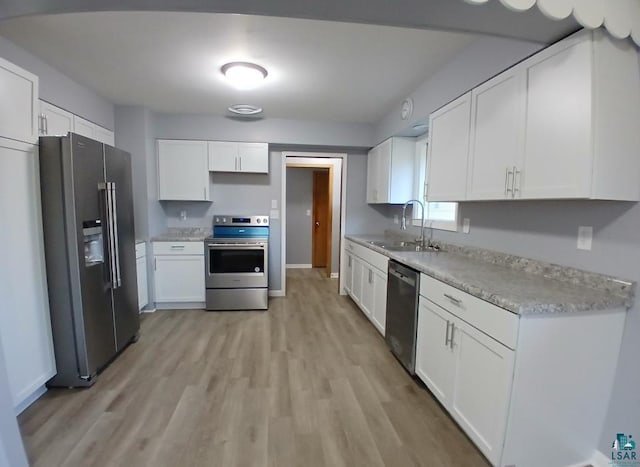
462, 218, 470, 234
577, 226, 593, 250
270, 209, 280, 220
271, 199, 278, 209
306, 209, 311, 216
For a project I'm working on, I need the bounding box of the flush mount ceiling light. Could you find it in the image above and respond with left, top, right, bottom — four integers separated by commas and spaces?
221, 62, 268, 90
227, 104, 263, 116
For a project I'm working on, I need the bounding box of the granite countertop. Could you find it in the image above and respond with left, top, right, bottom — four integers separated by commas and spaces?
151, 228, 210, 242
346, 234, 634, 315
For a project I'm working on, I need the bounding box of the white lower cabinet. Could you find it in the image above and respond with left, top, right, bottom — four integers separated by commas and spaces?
135, 242, 148, 311
344, 240, 388, 336
417, 295, 515, 466
416, 272, 625, 467
152, 242, 205, 305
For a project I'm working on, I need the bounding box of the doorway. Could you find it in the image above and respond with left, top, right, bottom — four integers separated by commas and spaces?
281, 153, 347, 296
312, 169, 331, 270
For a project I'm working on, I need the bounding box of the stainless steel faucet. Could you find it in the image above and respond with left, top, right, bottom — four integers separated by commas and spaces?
401, 199, 426, 248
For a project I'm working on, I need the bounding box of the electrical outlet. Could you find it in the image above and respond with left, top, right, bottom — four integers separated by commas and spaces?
462, 218, 470, 234
306, 209, 311, 216
271, 199, 278, 209
577, 226, 593, 250
394, 215, 399, 224
180, 210, 187, 221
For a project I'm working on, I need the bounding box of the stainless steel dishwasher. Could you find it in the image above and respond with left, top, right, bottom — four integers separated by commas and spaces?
385, 260, 420, 374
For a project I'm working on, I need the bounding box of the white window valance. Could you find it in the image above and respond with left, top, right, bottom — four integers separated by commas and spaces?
464, 0, 640, 46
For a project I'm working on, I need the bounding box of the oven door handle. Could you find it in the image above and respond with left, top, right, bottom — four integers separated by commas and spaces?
207, 243, 266, 249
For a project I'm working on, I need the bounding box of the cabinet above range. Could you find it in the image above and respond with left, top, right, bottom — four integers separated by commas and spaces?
157, 139, 269, 202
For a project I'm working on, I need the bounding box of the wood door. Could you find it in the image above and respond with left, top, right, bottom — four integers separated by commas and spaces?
312, 170, 330, 269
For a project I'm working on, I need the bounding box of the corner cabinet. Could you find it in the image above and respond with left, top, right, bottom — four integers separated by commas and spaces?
208, 141, 269, 174
157, 140, 211, 201
344, 241, 388, 335
427, 29, 640, 202
152, 242, 205, 307
366, 137, 415, 204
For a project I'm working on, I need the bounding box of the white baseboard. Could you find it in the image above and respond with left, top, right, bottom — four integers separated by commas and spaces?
286, 264, 312, 269
269, 290, 285, 297
15, 384, 47, 415
330, 272, 339, 279
155, 302, 206, 310
589, 450, 610, 467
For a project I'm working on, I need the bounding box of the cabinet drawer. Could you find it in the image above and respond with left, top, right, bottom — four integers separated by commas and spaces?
346, 240, 388, 273
420, 274, 518, 349
135, 242, 146, 259
152, 241, 204, 256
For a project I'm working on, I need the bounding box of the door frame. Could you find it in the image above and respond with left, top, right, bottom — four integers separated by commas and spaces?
281, 152, 347, 296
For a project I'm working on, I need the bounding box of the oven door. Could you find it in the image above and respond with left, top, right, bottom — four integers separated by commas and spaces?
206, 242, 268, 288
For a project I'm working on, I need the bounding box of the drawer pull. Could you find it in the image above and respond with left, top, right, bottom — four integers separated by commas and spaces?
444, 293, 462, 306
170, 245, 185, 249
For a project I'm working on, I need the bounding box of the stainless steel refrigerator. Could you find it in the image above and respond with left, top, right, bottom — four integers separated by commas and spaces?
39, 133, 139, 387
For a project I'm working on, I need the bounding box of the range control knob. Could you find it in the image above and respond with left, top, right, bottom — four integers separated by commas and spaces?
215, 217, 220, 223
256, 218, 261, 224
263, 217, 268, 223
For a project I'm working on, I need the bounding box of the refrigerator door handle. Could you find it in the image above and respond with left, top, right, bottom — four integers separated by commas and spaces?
110, 182, 122, 288
100, 182, 117, 289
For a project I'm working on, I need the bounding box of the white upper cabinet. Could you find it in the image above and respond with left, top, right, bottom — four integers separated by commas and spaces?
72, 115, 95, 139
0, 57, 38, 144
366, 136, 415, 204
208, 141, 269, 173
467, 69, 525, 200
39, 100, 73, 137
426, 93, 471, 202
157, 139, 211, 201
427, 29, 640, 202
519, 30, 640, 200
238, 143, 269, 173
71, 115, 115, 146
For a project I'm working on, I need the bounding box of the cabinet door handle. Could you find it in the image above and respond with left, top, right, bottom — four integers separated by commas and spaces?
348, 256, 351, 267
449, 324, 456, 350
505, 167, 513, 196
154, 258, 157, 270
203, 187, 207, 199
513, 166, 521, 197
368, 269, 373, 284
239, 157, 242, 171
45, 115, 48, 134
444, 293, 462, 306
445, 320, 451, 347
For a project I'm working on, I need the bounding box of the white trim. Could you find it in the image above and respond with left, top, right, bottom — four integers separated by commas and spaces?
269, 290, 285, 297
281, 152, 348, 297
588, 450, 610, 467
330, 272, 339, 279
286, 264, 312, 269
142, 307, 156, 313
15, 384, 47, 415
154, 302, 205, 310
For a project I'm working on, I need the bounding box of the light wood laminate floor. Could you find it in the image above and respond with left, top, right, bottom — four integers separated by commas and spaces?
19, 269, 489, 467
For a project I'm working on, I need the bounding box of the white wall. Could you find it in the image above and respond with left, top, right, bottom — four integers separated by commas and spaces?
0, 35, 114, 130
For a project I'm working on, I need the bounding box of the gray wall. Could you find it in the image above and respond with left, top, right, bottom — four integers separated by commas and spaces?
286, 168, 314, 265
375, 35, 543, 144
154, 113, 373, 147
399, 200, 640, 452
0, 35, 114, 129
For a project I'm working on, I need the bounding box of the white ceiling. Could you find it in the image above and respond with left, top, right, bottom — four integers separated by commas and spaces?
0, 12, 481, 123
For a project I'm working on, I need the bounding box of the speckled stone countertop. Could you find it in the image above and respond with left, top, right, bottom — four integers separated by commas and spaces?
346, 234, 634, 315
150, 228, 210, 242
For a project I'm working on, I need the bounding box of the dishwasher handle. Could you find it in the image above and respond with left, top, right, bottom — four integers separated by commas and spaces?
388, 268, 416, 287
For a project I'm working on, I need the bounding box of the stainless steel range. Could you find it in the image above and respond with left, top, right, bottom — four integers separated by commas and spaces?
205, 215, 269, 310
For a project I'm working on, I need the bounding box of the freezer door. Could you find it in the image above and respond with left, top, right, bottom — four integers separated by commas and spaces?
68, 134, 117, 376
104, 145, 139, 351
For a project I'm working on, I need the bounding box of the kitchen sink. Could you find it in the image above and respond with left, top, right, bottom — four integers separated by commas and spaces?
367, 240, 425, 252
